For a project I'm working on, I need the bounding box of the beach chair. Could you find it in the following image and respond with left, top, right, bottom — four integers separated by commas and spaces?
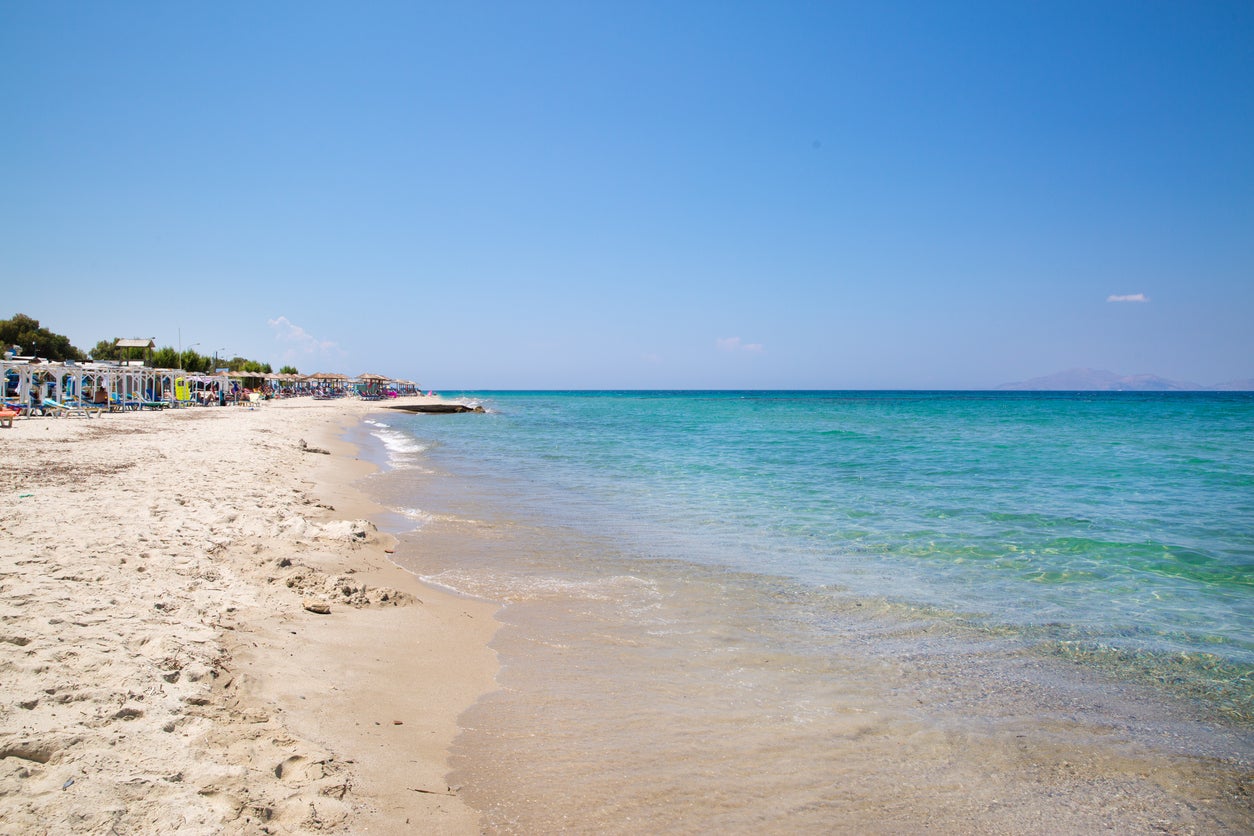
64, 397, 105, 417
109, 392, 140, 412
42, 397, 101, 418
0, 409, 17, 428
77, 398, 108, 417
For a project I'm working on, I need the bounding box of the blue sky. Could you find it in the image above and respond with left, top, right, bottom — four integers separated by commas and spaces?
3, 1, 1251, 388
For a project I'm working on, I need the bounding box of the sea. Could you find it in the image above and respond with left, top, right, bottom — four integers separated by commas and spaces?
345, 391, 1253, 833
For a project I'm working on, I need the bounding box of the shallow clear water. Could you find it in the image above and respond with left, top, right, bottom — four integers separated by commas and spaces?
352, 391, 1254, 832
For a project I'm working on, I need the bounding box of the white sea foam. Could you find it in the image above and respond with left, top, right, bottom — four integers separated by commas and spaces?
394, 506, 434, 524
386, 505, 434, 532
371, 428, 428, 457
417, 568, 658, 606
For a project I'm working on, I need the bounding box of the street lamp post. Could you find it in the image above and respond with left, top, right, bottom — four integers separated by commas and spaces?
214, 349, 228, 406
182, 342, 200, 371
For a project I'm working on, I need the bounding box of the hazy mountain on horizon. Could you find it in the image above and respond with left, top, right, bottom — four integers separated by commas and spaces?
997, 368, 1253, 391
1212, 378, 1254, 391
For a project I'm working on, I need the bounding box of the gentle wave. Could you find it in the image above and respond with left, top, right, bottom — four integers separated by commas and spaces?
370, 428, 428, 458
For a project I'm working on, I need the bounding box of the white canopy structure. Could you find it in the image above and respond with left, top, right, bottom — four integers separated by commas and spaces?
2, 359, 228, 413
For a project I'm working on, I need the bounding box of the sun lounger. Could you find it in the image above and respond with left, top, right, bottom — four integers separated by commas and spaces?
0, 409, 17, 428
65, 398, 106, 417
109, 393, 141, 411
41, 398, 102, 418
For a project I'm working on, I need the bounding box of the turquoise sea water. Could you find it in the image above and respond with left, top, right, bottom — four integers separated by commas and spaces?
384, 392, 1251, 669
354, 391, 1254, 831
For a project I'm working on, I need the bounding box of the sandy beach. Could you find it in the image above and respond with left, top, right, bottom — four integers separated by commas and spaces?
4, 392, 1252, 835
0, 397, 497, 834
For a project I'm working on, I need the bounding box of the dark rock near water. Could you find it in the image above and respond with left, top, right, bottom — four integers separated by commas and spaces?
385, 403, 485, 414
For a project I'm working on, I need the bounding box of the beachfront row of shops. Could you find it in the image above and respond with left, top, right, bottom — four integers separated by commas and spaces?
2, 359, 424, 416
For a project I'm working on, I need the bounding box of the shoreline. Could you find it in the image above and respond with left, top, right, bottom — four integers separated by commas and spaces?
0, 397, 497, 833
291, 400, 500, 831
373, 391, 1254, 833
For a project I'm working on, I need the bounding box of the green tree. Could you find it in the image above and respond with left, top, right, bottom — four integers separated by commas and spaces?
0, 313, 85, 361
151, 346, 180, 369
88, 339, 120, 361
279, 365, 299, 375
190, 351, 212, 373
232, 359, 274, 388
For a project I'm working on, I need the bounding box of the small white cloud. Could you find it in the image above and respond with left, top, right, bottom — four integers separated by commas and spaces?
267, 316, 343, 358
716, 337, 764, 354
1107, 293, 1148, 303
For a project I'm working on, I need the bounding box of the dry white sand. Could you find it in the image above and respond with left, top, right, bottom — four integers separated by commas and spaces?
0, 397, 497, 834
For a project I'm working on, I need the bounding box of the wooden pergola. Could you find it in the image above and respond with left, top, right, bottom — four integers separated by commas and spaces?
113, 338, 156, 366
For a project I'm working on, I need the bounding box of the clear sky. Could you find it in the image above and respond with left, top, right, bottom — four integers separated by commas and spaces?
3, 1, 1251, 389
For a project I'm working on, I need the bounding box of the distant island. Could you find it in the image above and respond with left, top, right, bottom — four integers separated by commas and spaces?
997, 368, 1254, 391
